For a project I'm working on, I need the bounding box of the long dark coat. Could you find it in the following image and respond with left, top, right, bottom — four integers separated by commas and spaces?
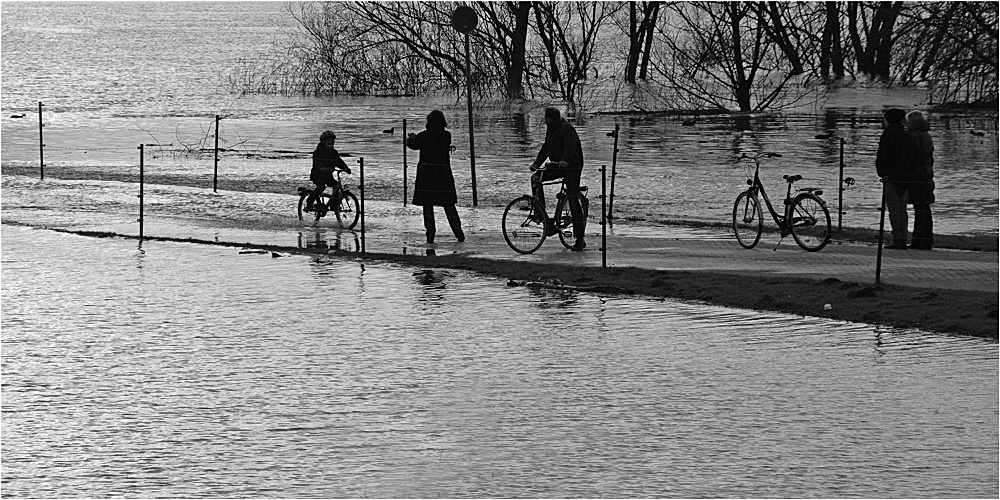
406, 128, 458, 206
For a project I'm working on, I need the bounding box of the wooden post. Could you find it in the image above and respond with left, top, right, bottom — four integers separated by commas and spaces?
213, 115, 220, 193
38, 102, 44, 180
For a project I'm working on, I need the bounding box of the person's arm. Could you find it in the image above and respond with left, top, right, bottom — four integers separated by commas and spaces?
334, 153, 351, 174
532, 138, 549, 169
406, 131, 421, 151
875, 132, 889, 178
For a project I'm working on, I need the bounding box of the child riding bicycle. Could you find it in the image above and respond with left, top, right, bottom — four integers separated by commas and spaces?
305, 130, 352, 212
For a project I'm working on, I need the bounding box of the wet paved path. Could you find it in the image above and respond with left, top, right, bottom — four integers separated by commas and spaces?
11, 195, 992, 294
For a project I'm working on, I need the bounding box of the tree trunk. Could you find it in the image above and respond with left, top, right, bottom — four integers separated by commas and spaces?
728, 3, 752, 111
506, 2, 531, 98
626, 2, 639, 83
873, 2, 902, 81
638, 2, 659, 80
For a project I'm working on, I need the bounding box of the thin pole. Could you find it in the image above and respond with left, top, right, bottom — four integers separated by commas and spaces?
359, 157, 366, 254
403, 118, 408, 206
601, 164, 607, 268
875, 180, 886, 285
213, 115, 220, 193
138, 144, 145, 241
38, 102, 44, 180
838, 137, 845, 231
608, 124, 620, 227
464, 31, 478, 207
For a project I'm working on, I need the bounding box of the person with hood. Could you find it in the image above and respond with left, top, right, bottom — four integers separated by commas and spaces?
907, 110, 935, 250
875, 108, 919, 250
530, 107, 587, 251
407, 109, 465, 244
305, 130, 351, 212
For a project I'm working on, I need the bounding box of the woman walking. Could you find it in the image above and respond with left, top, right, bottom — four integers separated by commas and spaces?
406, 110, 465, 244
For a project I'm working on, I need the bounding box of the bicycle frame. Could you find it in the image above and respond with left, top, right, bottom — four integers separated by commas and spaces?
746, 163, 795, 234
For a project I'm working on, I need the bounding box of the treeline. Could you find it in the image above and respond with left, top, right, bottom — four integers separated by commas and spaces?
224, 1, 998, 112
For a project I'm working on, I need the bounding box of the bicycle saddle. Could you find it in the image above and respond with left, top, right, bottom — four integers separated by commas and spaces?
783, 174, 802, 183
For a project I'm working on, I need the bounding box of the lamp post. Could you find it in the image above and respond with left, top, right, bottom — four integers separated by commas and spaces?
451, 6, 479, 207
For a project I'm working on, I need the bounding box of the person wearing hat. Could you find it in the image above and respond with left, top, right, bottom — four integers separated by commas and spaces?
875, 108, 919, 250
306, 130, 351, 212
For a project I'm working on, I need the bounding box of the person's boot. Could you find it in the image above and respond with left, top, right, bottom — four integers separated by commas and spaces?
886, 238, 908, 250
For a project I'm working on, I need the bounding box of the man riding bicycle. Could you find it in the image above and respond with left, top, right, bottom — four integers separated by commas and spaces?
530, 107, 587, 251
305, 130, 352, 212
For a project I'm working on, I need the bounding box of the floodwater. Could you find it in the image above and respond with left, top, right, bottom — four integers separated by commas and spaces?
2, 2, 997, 237
2, 226, 997, 498
2, 4, 998, 497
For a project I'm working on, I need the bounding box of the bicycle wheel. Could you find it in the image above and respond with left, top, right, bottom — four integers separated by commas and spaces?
733, 191, 762, 249
298, 192, 328, 223
555, 196, 577, 249
502, 195, 546, 254
789, 193, 831, 252
334, 191, 360, 229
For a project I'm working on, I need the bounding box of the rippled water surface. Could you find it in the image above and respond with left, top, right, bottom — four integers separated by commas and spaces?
2, 2, 997, 237
2, 226, 997, 498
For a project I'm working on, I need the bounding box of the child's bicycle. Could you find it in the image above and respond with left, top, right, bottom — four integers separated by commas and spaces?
297, 169, 360, 229
732, 152, 831, 252
501, 163, 589, 254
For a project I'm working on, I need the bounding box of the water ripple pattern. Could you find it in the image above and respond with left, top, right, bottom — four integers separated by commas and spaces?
2, 226, 997, 498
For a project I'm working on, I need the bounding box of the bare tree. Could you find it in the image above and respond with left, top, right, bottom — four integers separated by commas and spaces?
527, 1, 623, 104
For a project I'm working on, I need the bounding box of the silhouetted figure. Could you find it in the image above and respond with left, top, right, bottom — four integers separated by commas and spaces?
305, 130, 351, 212
875, 108, 919, 250
530, 107, 586, 251
907, 110, 935, 250
406, 110, 464, 244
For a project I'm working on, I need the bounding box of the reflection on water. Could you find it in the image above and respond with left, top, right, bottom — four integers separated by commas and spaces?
2, 226, 997, 498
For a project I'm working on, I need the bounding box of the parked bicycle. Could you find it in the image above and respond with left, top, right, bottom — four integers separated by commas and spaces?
732, 152, 831, 252
297, 169, 360, 229
502, 163, 590, 254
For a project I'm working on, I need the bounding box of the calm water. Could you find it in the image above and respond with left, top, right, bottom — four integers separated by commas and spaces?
2, 4, 998, 497
2, 226, 997, 498
2, 2, 997, 237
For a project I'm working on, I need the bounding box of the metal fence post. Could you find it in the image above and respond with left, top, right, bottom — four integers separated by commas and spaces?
359, 157, 366, 254
838, 137, 845, 231
38, 102, 44, 180
213, 115, 220, 193
403, 118, 408, 206
601, 164, 607, 268
608, 124, 619, 227
138, 144, 145, 241
875, 180, 886, 285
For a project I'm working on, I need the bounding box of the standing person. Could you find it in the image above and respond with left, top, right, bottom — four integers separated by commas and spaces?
306, 130, 351, 212
407, 110, 465, 244
907, 110, 935, 250
875, 108, 918, 250
530, 107, 587, 251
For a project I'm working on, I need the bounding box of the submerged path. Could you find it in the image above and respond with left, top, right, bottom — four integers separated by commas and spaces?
3, 175, 997, 337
